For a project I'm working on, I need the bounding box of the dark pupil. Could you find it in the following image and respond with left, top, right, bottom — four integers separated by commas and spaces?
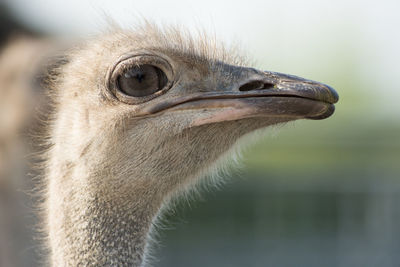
118, 64, 167, 97
135, 72, 145, 83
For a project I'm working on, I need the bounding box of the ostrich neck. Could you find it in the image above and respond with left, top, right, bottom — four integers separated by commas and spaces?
47, 164, 163, 267
45, 103, 249, 266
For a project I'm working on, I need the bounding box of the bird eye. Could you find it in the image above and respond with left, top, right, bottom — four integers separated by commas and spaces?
117, 64, 168, 97
108, 55, 173, 104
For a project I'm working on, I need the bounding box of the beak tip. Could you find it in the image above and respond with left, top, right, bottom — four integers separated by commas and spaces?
326, 84, 339, 104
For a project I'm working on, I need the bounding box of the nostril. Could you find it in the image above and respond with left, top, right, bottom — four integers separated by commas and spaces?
239, 81, 275, 91
239, 81, 264, 91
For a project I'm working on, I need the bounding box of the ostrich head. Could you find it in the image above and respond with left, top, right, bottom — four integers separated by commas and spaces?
45, 24, 338, 266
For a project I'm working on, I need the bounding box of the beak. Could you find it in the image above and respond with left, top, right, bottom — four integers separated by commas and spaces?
139, 69, 339, 126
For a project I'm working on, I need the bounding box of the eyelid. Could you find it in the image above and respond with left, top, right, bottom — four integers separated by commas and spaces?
106, 54, 175, 105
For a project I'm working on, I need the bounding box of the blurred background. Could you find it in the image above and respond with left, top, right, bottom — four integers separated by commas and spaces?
0, 0, 399, 266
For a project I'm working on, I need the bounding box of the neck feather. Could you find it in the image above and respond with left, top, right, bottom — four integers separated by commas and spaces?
47, 167, 163, 266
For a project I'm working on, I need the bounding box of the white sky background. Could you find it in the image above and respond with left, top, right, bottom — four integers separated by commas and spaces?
4, 0, 400, 119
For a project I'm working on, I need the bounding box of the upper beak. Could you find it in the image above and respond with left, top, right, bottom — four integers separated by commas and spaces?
139, 68, 339, 124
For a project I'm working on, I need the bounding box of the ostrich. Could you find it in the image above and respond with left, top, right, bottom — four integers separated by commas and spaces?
4, 24, 338, 266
